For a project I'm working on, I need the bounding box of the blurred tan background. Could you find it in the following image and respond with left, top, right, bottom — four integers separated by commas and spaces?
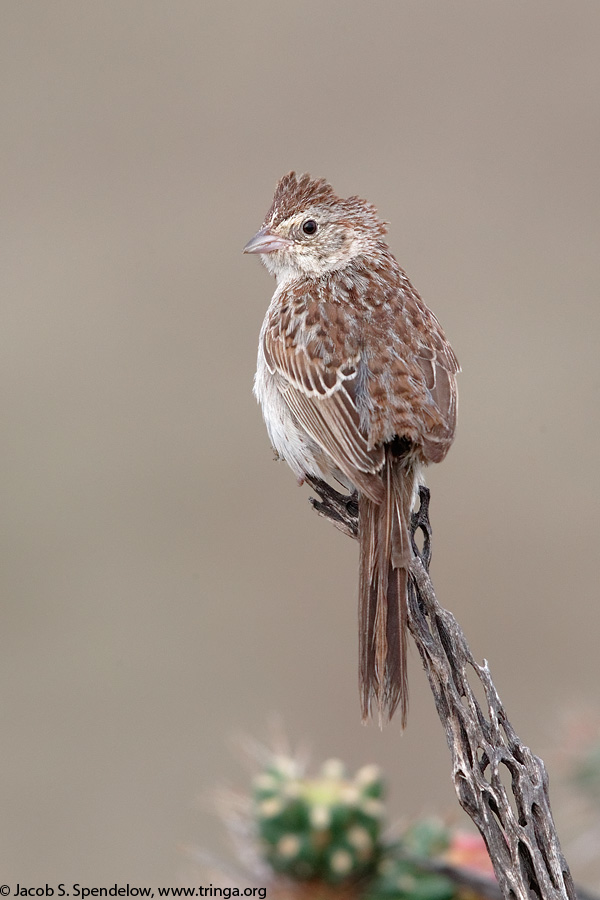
1, 0, 599, 888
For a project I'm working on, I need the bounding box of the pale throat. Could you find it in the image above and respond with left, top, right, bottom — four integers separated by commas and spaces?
261, 239, 365, 287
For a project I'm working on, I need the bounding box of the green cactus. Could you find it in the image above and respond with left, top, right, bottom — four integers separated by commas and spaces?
251, 754, 463, 899
365, 821, 454, 900
252, 756, 386, 885
364, 857, 455, 900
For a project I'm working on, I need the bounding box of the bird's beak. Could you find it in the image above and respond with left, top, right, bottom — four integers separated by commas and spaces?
243, 226, 292, 254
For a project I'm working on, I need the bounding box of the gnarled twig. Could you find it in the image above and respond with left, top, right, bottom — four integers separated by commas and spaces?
307, 479, 576, 900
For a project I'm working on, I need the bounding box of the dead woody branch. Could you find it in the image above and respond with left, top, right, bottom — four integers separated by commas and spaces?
307, 477, 576, 900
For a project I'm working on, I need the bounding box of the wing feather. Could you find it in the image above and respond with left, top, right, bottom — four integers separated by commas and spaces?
264, 329, 385, 502
412, 310, 460, 462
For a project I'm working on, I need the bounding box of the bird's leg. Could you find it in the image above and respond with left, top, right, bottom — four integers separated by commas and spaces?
305, 475, 359, 539
306, 478, 432, 569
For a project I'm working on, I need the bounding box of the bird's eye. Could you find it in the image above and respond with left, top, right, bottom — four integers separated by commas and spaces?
302, 219, 318, 235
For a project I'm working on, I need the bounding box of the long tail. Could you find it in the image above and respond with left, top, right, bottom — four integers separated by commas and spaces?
358, 452, 415, 727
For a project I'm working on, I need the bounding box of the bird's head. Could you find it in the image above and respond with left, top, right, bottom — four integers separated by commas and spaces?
243, 172, 388, 284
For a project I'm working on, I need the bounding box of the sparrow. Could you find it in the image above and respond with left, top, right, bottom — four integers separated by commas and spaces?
244, 172, 459, 726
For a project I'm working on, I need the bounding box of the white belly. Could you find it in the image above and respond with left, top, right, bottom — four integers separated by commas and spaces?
254, 337, 331, 483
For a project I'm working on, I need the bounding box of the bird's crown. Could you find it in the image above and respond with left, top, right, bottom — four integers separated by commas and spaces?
264, 171, 388, 238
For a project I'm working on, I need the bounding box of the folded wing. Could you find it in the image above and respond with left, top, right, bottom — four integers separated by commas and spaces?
263, 332, 385, 503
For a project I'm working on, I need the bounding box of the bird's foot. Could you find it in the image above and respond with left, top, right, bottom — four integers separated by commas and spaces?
305, 475, 359, 539
305, 479, 433, 558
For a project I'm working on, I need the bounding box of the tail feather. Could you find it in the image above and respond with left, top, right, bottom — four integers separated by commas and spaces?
359, 453, 414, 726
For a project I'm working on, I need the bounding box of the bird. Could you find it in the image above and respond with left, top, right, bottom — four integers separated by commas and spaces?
244, 172, 459, 726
